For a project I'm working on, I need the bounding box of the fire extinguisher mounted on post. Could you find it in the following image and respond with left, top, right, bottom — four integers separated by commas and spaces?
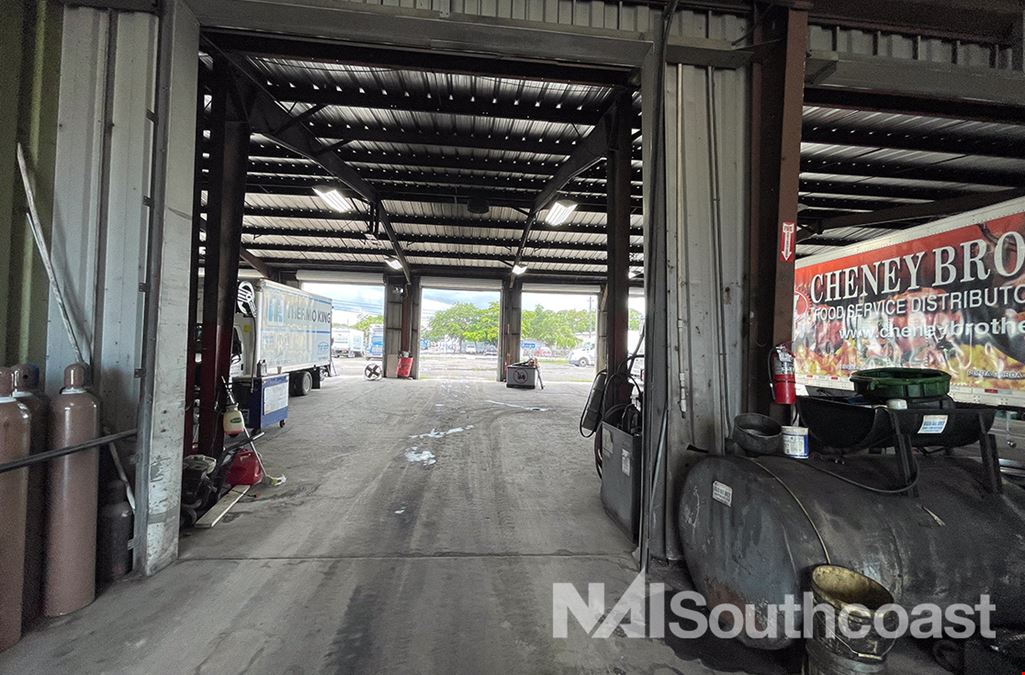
770, 343, 796, 406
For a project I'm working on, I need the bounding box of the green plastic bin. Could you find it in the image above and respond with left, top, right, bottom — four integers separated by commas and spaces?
850, 368, 951, 401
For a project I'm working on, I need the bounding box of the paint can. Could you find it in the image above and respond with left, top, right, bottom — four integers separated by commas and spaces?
781, 425, 809, 459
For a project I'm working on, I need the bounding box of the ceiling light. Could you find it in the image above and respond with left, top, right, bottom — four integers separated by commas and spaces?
628, 268, 640, 280
385, 256, 403, 270
511, 263, 528, 276
545, 199, 577, 226
313, 185, 353, 213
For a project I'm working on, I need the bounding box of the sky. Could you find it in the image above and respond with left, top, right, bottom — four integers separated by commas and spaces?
302, 282, 645, 326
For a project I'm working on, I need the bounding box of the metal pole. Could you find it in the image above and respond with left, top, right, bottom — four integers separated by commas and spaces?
605, 91, 633, 408
15, 144, 87, 366
0, 430, 137, 476
184, 63, 207, 457
198, 56, 250, 460
745, 4, 809, 421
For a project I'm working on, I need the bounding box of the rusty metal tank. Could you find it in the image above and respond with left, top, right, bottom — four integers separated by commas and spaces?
44, 363, 100, 617
0, 367, 31, 650
679, 453, 1025, 650
12, 363, 48, 625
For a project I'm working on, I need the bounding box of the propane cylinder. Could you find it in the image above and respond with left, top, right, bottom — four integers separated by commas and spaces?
44, 363, 100, 617
0, 367, 31, 651
96, 480, 133, 583
12, 363, 48, 626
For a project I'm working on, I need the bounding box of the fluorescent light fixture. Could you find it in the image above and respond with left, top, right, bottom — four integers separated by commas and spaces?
511, 263, 528, 275
544, 199, 577, 226
313, 185, 353, 213
385, 256, 403, 270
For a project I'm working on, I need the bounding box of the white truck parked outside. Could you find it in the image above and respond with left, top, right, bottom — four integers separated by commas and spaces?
233, 279, 333, 396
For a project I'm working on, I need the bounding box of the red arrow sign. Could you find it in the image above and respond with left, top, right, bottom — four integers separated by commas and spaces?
779, 221, 796, 263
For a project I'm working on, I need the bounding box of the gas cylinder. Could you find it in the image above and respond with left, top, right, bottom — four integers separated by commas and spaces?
44, 363, 100, 617
96, 480, 132, 583
227, 448, 264, 486
12, 363, 48, 625
0, 367, 31, 651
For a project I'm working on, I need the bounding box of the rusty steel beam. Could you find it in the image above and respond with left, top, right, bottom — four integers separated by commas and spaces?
605, 90, 633, 408
746, 4, 809, 420
198, 56, 251, 460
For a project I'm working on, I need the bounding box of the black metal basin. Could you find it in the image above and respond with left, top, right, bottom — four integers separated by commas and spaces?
797, 396, 996, 452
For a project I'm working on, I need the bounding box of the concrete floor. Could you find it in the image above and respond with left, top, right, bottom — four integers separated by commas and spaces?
0, 376, 942, 674
1, 376, 727, 674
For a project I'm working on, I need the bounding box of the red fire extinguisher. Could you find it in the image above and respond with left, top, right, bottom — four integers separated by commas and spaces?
770, 343, 796, 405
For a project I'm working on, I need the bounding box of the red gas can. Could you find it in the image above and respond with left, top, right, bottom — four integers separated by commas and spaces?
227, 449, 264, 486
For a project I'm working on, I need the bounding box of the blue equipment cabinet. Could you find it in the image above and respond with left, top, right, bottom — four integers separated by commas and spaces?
246, 374, 289, 430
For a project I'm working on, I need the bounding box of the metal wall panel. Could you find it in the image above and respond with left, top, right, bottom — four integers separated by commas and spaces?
808, 23, 1015, 71
46, 8, 109, 395
47, 8, 157, 443
332, 0, 661, 32
658, 61, 748, 561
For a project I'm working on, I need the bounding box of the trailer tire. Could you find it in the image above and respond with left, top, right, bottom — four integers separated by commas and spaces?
292, 370, 313, 397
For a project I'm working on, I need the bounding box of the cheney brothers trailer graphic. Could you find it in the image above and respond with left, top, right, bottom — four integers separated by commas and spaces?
794, 197, 1025, 408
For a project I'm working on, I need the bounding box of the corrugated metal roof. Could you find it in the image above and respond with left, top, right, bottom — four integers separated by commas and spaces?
205, 34, 1025, 277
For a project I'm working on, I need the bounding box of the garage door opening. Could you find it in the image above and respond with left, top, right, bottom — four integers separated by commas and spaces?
300, 281, 385, 378
419, 286, 500, 380
521, 290, 599, 383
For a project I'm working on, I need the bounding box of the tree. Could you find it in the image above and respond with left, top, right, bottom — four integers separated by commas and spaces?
521, 305, 579, 350
629, 308, 644, 331
424, 303, 482, 348
353, 314, 383, 333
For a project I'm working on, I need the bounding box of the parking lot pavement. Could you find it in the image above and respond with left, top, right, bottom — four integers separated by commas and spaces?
330, 353, 596, 382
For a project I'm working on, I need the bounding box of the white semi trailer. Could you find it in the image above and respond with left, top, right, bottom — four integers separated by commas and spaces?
793, 196, 1025, 409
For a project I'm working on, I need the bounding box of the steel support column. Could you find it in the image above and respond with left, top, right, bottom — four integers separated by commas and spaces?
184, 63, 206, 456
605, 91, 633, 407
745, 3, 808, 420
498, 278, 523, 382
383, 275, 405, 377
397, 276, 422, 379
197, 57, 249, 459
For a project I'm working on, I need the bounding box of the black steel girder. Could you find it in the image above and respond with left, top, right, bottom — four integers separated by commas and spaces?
242, 230, 643, 253
233, 142, 645, 180
242, 245, 635, 267
225, 208, 642, 232
235, 181, 642, 212
241, 259, 636, 286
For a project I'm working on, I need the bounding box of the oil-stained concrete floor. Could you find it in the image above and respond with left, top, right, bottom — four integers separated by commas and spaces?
1, 377, 939, 674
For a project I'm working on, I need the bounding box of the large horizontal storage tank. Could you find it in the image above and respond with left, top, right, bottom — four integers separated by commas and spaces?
678, 454, 1025, 650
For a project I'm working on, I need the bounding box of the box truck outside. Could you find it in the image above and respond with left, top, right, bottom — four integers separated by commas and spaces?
233, 279, 333, 397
